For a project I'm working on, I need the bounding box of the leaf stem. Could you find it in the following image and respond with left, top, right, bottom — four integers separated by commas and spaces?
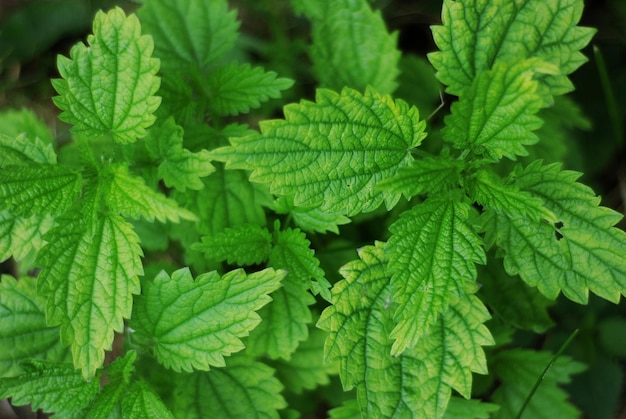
593, 46, 623, 147
514, 328, 580, 419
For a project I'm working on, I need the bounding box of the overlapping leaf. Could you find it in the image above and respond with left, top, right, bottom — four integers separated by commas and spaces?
212, 87, 427, 216
386, 198, 486, 355
131, 267, 285, 372
52, 7, 160, 143
193, 224, 272, 265
37, 214, 143, 378
309, 0, 400, 94
485, 161, 626, 303
273, 196, 351, 234
429, 0, 596, 96
319, 243, 493, 418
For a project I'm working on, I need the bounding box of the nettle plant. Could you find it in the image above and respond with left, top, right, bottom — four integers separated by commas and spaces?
0, 0, 624, 417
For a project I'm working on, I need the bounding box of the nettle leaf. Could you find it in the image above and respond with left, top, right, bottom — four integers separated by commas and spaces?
102, 164, 197, 223
486, 161, 626, 303
193, 224, 272, 266
0, 276, 68, 377
138, 0, 239, 72
144, 118, 215, 191
0, 210, 54, 262
52, 7, 160, 144
0, 109, 54, 145
442, 60, 546, 160
490, 349, 585, 418
386, 198, 486, 355
309, 0, 400, 94
131, 267, 285, 372
270, 227, 331, 300
37, 214, 143, 378
85, 351, 136, 418
212, 87, 427, 216
0, 165, 81, 217
429, 0, 596, 96
205, 62, 294, 116
121, 381, 174, 419
0, 359, 99, 416
0, 132, 56, 166
318, 243, 493, 418
443, 397, 500, 418
172, 356, 286, 419
328, 399, 361, 419
273, 196, 351, 234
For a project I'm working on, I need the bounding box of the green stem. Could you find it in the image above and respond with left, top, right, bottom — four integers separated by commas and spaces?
514, 328, 580, 419
594, 46, 623, 147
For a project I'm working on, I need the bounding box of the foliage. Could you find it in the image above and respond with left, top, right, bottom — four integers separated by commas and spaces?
0, 0, 624, 418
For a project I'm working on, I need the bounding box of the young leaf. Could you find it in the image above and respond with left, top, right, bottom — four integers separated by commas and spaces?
52, 7, 160, 144
172, 357, 286, 418
273, 196, 351, 234
0, 132, 56, 166
309, 0, 400, 94
131, 267, 285, 372
0, 359, 99, 416
0, 211, 54, 262
490, 349, 585, 418
85, 351, 137, 418
212, 86, 427, 216
0, 276, 68, 377
121, 381, 174, 419
442, 60, 545, 160
193, 224, 272, 266
270, 227, 331, 300
386, 198, 486, 355
429, 0, 596, 96
37, 214, 143, 378
102, 164, 197, 223
319, 243, 493, 418
486, 161, 626, 303
0, 165, 81, 217
204, 62, 294, 116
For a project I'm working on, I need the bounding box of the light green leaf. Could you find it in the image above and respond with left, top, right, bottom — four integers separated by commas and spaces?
121, 381, 174, 419
0, 359, 99, 416
309, 0, 400, 94
270, 226, 331, 300
0, 132, 56, 167
246, 278, 314, 360
172, 357, 286, 419
0, 165, 81, 217
0, 276, 68, 377
138, 0, 239, 71
328, 399, 361, 419
376, 153, 463, 200
52, 7, 160, 144
443, 397, 500, 418
429, 0, 596, 96
485, 161, 626, 303
386, 198, 486, 355
490, 349, 585, 418
442, 60, 545, 160
205, 62, 293, 116
131, 267, 285, 372
144, 118, 215, 191
193, 224, 272, 265
0, 210, 54, 262
273, 196, 351, 234
37, 214, 143, 378
0, 108, 54, 145
212, 87, 427, 216
102, 164, 197, 223
318, 243, 493, 418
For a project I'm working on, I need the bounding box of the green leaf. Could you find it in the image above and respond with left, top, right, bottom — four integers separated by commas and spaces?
193, 224, 272, 266
131, 267, 285, 372
318, 243, 493, 418
37, 214, 143, 378
0, 132, 56, 167
429, 0, 596, 96
102, 164, 197, 223
212, 87, 427, 216
442, 60, 545, 160
443, 397, 500, 418
309, 0, 400, 94
273, 196, 351, 234
85, 351, 137, 418
246, 278, 314, 360
0, 210, 54, 262
490, 349, 585, 418
0, 359, 99, 416
485, 161, 626, 303
172, 357, 286, 419
328, 399, 361, 419
0, 276, 68, 377
144, 117, 215, 191
204, 62, 293, 116
121, 381, 174, 419
0, 109, 54, 145
52, 7, 160, 144
270, 227, 331, 300
386, 198, 486, 355
0, 164, 81, 217
376, 153, 463, 200
138, 0, 239, 71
